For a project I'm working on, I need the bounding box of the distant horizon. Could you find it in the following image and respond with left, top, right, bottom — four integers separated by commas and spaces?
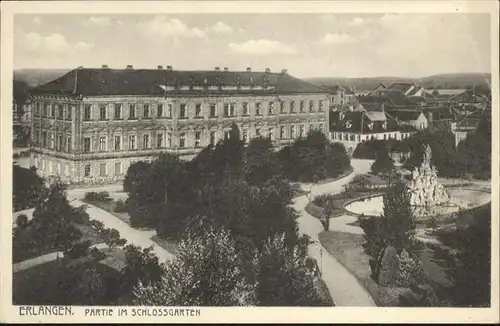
13, 67, 492, 81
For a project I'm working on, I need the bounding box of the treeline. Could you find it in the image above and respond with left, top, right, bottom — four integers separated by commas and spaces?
123, 125, 349, 305
353, 113, 491, 180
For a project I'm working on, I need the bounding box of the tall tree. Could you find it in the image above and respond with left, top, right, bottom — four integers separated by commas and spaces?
133, 226, 255, 306
252, 233, 326, 306
370, 145, 394, 176
13, 165, 47, 211
244, 137, 283, 185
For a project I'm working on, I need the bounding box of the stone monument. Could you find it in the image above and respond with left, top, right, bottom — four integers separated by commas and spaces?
405, 145, 450, 219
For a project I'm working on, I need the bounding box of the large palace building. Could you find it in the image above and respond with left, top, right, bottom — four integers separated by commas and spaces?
29, 65, 330, 185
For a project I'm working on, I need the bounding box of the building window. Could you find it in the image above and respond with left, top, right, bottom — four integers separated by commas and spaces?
318, 123, 324, 132
255, 103, 261, 116
67, 136, 71, 152
157, 104, 163, 118
280, 101, 285, 113
255, 127, 262, 138
242, 102, 249, 116
129, 105, 136, 119
224, 104, 229, 117
206, 104, 215, 118
34, 103, 40, 116
84, 164, 91, 177
299, 125, 305, 137
115, 162, 121, 176
99, 105, 107, 120
167, 104, 172, 118
268, 127, 275, 140
319, 100, 324, 112
268, 102, 274, 115
290, 101, 295, 113
99, 136, 107, 151
309, 101, 314, 112
209, 131, 216, 146
100, 163, 107, 177
350, 134, 355, 141
42, 103, 48, 117
84, 105, 91, 120
280, 126, 286, 139
67, 106, 72, 120
51, 104, 56, 118
42, 132, 47, 147
64, 164, 70, 177
58, 105, 64, 119
129, 135, 136, 149
114, 135, 121, 151
180, 104, 187, 119
114, 104, 121, 119
57, 134, 63, 151
167, 133, 172, 147
157, 133, 163, 148
224, 130, 231, 140
242, 129, 249, 143
195, 131, 201, 147
290, 125, 296, 138
143, 104, 150, 118
143, 134, 150, 149
49, 134, 55, 149
299, 101, 304, 112
179, 133, 186, 148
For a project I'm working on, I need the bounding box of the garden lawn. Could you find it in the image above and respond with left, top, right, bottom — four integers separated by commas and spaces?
314, 278, 335, 306
151, 235, 178, 256
84, 199, 131, 225
13, 257, 123, 305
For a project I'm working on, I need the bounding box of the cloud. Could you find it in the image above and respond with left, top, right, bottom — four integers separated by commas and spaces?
348, 17, 370, 26
318, 33, 356, 45
84, 16, 112, 27
228, 39, 297, 55
20, 32, 93, 56
138, 16, 207, 39
33, 17, 42, 24
74, 41, 95, 51
211, 21, 233, 34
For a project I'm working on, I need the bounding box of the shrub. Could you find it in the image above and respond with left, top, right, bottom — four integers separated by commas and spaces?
89, 219, 105, 232
90, 247, 107, 261
312, 193, 331, 207
84, 191, 111, 202
397, 249, 424, 288
65, 240, 92, 259
378, 245, 399, 287
16, 214, 29, 228
114, 199, 128, 212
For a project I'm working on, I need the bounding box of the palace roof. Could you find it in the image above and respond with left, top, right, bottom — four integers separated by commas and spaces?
30, 67, 328, 97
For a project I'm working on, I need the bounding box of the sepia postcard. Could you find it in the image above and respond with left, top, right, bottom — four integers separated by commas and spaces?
1, 0, 499, 324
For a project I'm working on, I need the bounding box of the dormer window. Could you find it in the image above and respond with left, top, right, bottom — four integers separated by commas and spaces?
339, 112, 345, 120
344, 120, 352, 129
382, 121, 387, 129
367, 122, 374, 130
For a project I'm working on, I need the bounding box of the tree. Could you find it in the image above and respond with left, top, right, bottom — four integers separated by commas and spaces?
370, 145, 394, 176
119, 245, 165, 303
360, 181, 423, 283
244, 137, 282, 185
16, 214, 29, 228
349, 174, 372, 191
133, 227, 255, 306
431, 204, 491, 307
13, 165, 47, 211
31, 180, 83, 258
123, 161, 151, 193
252, 233, 326, 306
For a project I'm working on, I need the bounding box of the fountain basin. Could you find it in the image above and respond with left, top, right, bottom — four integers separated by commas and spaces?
344, 188, 491, 218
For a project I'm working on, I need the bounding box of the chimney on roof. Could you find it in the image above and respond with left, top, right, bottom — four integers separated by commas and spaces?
214, 67, 220, 71
158, 65, 163, 70
223, 67, 229, 72
281, 69, 288, 74
265, 68, 271, 73
102, 64, 109, 69
126, 65, 134, 69
246, 67, 251, 72
166, 65, 173, 72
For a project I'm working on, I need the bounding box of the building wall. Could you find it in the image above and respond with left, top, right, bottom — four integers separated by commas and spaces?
30, 93, 329, 184
330, 130, 414, 156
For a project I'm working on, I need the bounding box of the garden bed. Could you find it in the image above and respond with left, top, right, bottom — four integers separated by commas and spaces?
318, 230, 451, 306
83, 198, 131, 225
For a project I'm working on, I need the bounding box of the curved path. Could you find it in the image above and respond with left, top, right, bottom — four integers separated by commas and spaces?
293, 159, 376, 306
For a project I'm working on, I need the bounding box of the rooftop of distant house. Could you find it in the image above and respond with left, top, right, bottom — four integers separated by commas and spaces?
330, 110, 417, 134
30, 65, 328, 97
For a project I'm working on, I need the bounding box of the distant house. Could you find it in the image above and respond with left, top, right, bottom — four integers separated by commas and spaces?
451, 110, 487, 147
329, 110, 417, 156
367, 82, 387, 96
386, 110, 428, 130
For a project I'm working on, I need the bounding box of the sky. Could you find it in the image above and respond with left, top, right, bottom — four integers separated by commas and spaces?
13, 13, 491, 78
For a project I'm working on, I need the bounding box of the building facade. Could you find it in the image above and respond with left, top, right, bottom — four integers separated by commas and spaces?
29, 66, 330, 185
